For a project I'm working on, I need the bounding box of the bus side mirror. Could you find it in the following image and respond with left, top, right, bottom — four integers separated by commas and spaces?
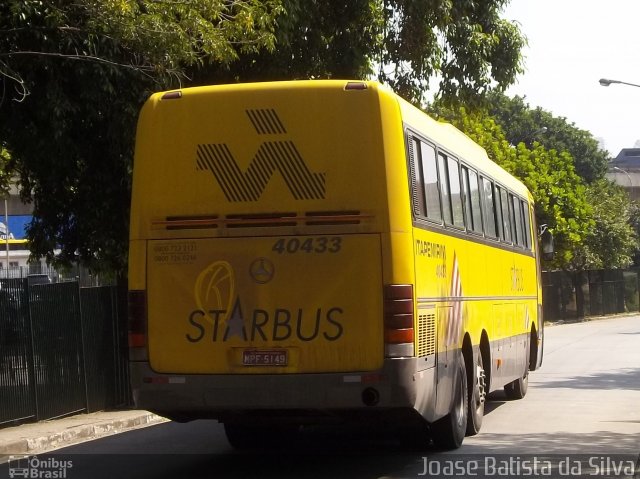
539, 225, 555, 261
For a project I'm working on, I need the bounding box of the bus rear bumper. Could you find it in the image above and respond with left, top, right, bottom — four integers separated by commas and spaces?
130, 357, 437, 423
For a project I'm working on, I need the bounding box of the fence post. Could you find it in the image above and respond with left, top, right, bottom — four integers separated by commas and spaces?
76, 279, 90, 413
637, 269, 640, 314
23, 278, 40, 421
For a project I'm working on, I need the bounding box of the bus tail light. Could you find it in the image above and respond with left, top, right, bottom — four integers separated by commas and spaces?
384, 284, 415, 358
128, 290, 148, 360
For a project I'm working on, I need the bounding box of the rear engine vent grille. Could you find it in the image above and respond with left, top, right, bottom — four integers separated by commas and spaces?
153, 211, 372, 230
158, 215, 219, 230
417, 312, 436, 357
305, 211, 363, 225
226, 212, 297, 228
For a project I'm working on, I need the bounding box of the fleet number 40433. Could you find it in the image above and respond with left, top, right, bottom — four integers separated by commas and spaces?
272, 237, 342, 254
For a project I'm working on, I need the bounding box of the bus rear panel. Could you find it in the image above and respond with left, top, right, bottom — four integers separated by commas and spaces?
129, 81, 424, 423
129, 80, 542, 449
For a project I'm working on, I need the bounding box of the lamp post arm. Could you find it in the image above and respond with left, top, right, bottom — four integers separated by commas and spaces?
612, 166, 633, 188
600, 78, 640, 88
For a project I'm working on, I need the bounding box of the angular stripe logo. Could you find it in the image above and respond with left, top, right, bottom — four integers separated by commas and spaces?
196, 110, 325, 202
246, 109, 287, 135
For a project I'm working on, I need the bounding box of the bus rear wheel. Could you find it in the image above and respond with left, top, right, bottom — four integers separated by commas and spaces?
504, 339, 530, 399
431, 352, 468, 449
466, 351, 486, 436
504, 370, 528, 399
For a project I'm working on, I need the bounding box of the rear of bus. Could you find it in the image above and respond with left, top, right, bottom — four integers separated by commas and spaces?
128, 81, 421, 433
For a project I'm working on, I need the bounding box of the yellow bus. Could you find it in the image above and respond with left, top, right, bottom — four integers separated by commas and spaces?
128, 80, 543, 449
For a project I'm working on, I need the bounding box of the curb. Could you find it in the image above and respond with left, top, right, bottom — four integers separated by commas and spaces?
545, 312, 640, 327
0, 412, 168, 457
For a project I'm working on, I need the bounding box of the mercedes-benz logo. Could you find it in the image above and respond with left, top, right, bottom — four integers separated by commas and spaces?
249, 258, 275, 284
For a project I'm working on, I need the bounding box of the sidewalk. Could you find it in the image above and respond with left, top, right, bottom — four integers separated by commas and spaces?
0, 410, 168, 458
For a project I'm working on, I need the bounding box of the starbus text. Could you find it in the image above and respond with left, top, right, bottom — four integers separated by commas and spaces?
185, 305, 344, 343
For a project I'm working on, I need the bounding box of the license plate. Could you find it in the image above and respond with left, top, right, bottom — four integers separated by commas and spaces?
242, 349, 288, 366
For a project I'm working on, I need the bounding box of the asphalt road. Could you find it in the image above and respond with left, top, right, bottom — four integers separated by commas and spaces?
4, 316, 640, 478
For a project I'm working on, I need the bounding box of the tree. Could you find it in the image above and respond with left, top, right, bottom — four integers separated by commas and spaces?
0, 145, 11, 193
0, 0, 282, 272
193, 0, 379, 85
196, 0, 526, 105
1, 1, 282, 101
429, 104, 593, 269
1, 0, 526, 274
572, 180, 638, 270
485, 92, 610, 183
378, 0, 525, 104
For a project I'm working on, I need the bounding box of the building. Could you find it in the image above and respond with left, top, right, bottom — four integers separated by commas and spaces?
605, 148, 640, 201
0, 181, 47, 275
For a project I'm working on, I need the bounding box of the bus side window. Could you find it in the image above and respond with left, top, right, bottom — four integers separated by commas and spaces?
461, 166, 472, 231
420, 142, 442, 222
511, 193, 525, 247
410, 137, 427, 217
521, 199, 531, 249
447, 157, 465, 228
498, 186, 512, 243
509, 193, 522, 246
438, 152, 453, 225
467, 169, 483, 234
480, 177, 498, 238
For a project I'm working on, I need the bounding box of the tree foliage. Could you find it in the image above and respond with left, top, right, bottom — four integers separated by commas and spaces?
0, 144, 11, 191
1, 0, 282, 101
485, 92, 610, 183
379, 0, 526, 104
195, 0, 379, 84
0, 0, 527, 273
0, 0, 282, 272
573, 180, 638, 270
198, 0, 526, 105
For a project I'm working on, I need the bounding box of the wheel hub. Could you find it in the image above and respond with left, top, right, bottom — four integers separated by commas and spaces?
476, 364, 487, 405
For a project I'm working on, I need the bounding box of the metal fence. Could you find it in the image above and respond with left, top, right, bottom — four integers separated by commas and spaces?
2, 265, 637, 426
0, 264, 110, 287
542, 268, 640, 322
0, 279, 130, 427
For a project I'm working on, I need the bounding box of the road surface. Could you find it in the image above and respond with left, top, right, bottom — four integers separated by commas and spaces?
3, 316, 640, 478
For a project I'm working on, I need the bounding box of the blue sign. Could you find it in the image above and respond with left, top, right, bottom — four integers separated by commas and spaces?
6, 215, 31, 240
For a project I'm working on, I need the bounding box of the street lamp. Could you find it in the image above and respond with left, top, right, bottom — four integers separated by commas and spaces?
599, 78, 640, 89
612, 166, 633, 188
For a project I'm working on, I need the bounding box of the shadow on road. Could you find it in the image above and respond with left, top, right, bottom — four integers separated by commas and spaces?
535, 367, 640, 391
483, 394, 507, 416
3, 423, 638, 479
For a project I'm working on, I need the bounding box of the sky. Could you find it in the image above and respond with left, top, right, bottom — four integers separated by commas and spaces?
501, 0, 640, 157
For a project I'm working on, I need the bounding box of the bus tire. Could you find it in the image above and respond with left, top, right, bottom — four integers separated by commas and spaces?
466, 350, 486, 436
504, 369, 528, 399
431, 352, 468, 449
504, 338, 530, 399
